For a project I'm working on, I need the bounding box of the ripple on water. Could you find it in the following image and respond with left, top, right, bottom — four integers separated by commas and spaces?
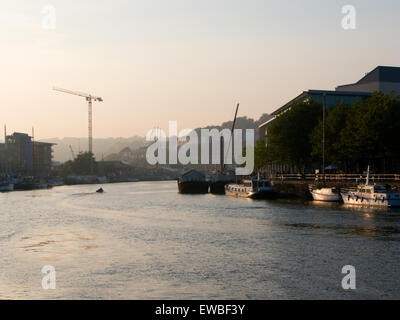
12, 228, 106, 263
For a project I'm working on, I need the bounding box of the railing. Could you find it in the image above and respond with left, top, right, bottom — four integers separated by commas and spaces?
271, 173, 400, 182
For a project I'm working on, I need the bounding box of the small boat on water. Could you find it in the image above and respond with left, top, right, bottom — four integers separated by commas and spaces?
225, 175, 277, 199
341, 166, 400, 207
178, 170, 209, 194
310, 187, 342, 202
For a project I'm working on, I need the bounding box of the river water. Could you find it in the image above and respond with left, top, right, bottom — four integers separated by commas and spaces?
0, 181, 399, 299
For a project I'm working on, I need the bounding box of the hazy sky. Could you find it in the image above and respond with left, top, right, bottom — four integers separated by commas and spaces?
1, 0, 399, 139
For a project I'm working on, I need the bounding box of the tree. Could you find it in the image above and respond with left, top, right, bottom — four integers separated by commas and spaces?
310, 92, 400, 173
70, 152, 97, 175
262, 92, 400, 174
267, 100, 322, 171
254, 139, 268, 170
340, 92, 400, 172
310, 102, 351, 169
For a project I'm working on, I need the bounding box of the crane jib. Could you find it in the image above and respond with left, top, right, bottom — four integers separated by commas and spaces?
53, 86, 103, 173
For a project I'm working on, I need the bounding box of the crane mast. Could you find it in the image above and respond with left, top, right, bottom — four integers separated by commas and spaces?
53, 87, 103, 172
69, 145, 76, 160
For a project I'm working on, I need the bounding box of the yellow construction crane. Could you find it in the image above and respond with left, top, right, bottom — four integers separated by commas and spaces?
53, 87, 103, 156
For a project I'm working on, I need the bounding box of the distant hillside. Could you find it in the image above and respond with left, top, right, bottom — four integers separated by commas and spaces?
101, 113, 271, 164
42, 136, 147, 162
195, 113, 272, 138
44, 113, 271, 163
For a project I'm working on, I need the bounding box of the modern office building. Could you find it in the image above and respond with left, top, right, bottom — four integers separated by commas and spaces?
4, 132, 33, 174
0, 132, 55, 175
259, 66, 400, 145
336, 66, 400, 94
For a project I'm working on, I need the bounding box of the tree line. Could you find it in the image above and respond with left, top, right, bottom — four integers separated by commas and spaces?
54, 152, 114, 176
255, 92, 400, 174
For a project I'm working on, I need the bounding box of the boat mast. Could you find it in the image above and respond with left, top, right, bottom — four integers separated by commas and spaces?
222, 103, 239, 173
322, 93, 326, 176
366, 165, 370, 185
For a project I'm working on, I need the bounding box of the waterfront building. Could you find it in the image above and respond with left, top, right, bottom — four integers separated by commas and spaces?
0, 132, 55, 175
4, 133, 33, 174
33, 141, 55, 175
259, 66, 400, 146
336, 65, 400, 94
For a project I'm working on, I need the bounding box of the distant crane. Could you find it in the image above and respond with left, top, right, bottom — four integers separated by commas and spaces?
69, 145, 76, 160
53, 87, 103, 156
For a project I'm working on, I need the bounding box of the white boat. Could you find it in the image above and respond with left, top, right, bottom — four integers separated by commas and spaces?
225, 175, 277, 199
310, 187, 342, 202
341, 184, 400, 207
341, 167, 400, 208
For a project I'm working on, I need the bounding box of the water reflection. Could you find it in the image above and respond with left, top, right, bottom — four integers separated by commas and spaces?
276, 198, 399, 214
341, 203, 393, 213
279, 222, 400, 238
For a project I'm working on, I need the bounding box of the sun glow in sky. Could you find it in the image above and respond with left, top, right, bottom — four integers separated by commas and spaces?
1, 0, 399, 139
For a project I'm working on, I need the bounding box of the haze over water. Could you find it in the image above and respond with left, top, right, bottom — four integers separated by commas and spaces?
1, 181, 399, 299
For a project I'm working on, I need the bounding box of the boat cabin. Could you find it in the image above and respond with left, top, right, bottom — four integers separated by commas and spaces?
179, 170, 206, 182
357, 184, 390, 194
242, 178, 272, 191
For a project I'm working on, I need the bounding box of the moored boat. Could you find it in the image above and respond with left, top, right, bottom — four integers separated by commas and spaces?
0, 182, 14, 192
341, 184, 400, 207
178, 170, 209, 194
225, 175, 277, 199
0, 174, 14, 192
14, 176, 50, 190
48, 176, 64, 187
341, 166, 400, 207
208, 171, 235, 194
310, 187, 342, 202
